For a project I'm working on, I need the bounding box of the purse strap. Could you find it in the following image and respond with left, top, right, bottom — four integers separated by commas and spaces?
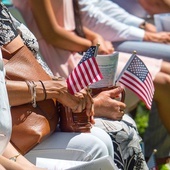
2, 35, 24, 60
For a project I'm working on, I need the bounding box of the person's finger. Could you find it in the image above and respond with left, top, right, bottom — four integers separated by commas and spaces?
85, 92, 94, 116
90, 115, 95, 124
73, 90, 88, 113
107, 86, 124, 98
117, 101, 126, 110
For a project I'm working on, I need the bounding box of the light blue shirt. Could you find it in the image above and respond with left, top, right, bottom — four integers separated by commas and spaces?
79, 0, 145, 42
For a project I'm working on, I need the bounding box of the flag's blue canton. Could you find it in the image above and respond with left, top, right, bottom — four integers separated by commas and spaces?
79, 46, 96, 64
127, 56, 148, 82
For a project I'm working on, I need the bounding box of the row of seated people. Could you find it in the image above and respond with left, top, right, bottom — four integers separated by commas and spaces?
0, 1, 169, 169
0, 1, 147, 169
13, 0, 170, 165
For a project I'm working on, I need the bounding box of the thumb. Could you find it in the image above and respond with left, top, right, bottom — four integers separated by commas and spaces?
109, 86, 124, 98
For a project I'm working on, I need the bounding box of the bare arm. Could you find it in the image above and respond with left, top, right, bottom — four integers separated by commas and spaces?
6, 79, 93, 116
139, 22, 157, 32
28, 0, 114, 54
29, 0, 91, 52
0, 155, 24, 170
144, 31, 170, 44
2, 143, 46, 170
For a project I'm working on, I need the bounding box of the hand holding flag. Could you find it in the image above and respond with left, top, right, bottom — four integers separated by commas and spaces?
67, 45, 103, 94
116, 52, 155, 110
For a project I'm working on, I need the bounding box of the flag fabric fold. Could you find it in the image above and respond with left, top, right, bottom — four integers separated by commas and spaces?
67, 46, 103, 94
116, 53, 155, 110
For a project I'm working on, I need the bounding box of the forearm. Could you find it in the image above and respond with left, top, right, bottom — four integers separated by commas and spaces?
6, 80, 49, 106
0, 156, 24, 170
83, 27, 98, 41
29, 0, 92, 52
41, 26, 92, 52
2, 143, 34, 169
6, 80, 65, 106
6, 79, 86, 111
6, 80, 33, 106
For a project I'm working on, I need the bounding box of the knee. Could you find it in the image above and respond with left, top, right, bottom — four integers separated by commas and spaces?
154, 73, 170, 90
154, 73, 170, 86
67, 133, 111, 161
162, 74, 170, 85
84, 136, 110, 161
91, 127, 114, 158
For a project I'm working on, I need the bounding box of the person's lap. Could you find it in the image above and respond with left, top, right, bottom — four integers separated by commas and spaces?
113, 41, 170, 62
25, 127, 113, 164
94, 115, 148, 169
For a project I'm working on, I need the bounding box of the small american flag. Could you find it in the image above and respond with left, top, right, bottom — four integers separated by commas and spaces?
147, 149, 157, 170
116, 53, 155, 110
67, 46, 103, 94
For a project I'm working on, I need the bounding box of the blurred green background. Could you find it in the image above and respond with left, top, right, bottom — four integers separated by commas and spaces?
134, 102, 149, 138
134, 103, 170, 170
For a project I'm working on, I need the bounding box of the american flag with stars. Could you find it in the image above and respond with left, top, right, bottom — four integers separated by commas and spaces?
116, 53, 155, 109
67, 46, 103, 94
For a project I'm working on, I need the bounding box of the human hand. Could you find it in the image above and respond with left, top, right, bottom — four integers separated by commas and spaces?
73, 89, 94, 116
144, 31, 170, 44
143, 22, 157, 32
92, 34, 114, 54
93, 87, 126, 120
70, 89, 95, 125
39, 80, 94, 121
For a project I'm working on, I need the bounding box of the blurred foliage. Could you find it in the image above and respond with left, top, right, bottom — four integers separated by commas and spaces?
133, 103, 170, 170
134, 102, 150, 138
159, 163, 170, 170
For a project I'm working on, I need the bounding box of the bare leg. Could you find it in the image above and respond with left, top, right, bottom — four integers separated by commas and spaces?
153, 72, 170, 133
160, 61, 170, 74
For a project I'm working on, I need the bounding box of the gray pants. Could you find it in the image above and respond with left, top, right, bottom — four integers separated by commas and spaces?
113, 41, 170, 62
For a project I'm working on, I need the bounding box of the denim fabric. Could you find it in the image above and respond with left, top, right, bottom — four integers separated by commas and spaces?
113, 41, 170, 62
25, 127, 114, 164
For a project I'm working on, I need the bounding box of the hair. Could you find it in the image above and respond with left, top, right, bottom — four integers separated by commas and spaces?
73, 0, 86, 38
